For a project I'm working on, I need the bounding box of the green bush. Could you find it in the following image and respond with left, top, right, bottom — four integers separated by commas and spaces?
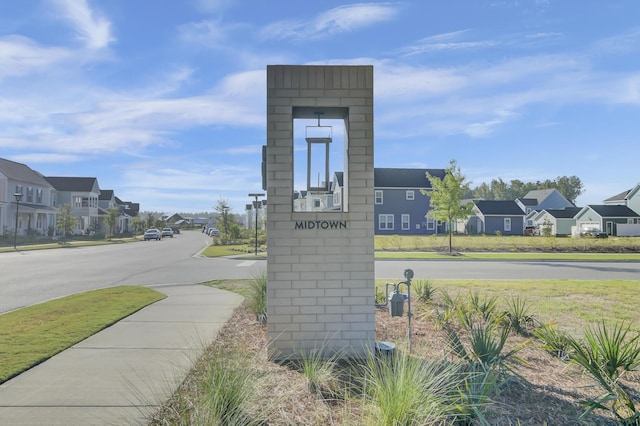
567, 321, 640, 423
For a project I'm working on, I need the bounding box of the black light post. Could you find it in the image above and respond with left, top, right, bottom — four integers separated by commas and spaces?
13, 192, 22, 250
248, 193, 264, 255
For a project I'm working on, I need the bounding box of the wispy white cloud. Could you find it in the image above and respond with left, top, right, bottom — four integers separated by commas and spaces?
400, 30, 500, 56
9, 153, 83, 164
262, 3, 399, 40
177, 19, 244, 48
593, 29, 640, 54
50, 0, 114, 49
0, 36, 71, 79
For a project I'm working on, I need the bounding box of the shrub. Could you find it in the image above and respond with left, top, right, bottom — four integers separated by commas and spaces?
534, 323, 573, 361
503, 295, 536, 336
413, 278, 437, 303
567, 321, 640, 423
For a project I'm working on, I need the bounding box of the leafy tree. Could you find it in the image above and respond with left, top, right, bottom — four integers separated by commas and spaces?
104, 207, 120, 239
130, 215, 141, 236
56, 203, 77, 243
555, 175, 585, 204
145, 213, 155, 229
471, 175, 584, 203
214, 198, 236, 244
422, 159, 473, 253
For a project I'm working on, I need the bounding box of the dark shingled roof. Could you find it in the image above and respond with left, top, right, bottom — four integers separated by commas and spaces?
374, 168, 446, 189
45, 176, 99, 192
99, 189, 114, 200
474, 200, 525, 215
517, 198, 538, 206
587, 205, 640, 218
544, 207, 582, 219
604, 189, 631, 203
0, 157, 51, 187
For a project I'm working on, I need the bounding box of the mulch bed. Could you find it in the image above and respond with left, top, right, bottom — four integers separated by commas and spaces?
151, 302, 633, 425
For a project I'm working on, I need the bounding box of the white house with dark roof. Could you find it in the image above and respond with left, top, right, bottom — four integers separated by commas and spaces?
0, 158, 58, 238
532, 207, 582, 236
45, 176, 101, 235
574, 205, 640, 236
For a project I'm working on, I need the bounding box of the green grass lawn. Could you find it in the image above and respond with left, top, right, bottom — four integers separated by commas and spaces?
0, 286, 165, 383
376, 278, 640, 337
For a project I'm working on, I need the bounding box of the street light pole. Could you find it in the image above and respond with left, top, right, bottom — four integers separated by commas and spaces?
248, 193, 264, 255
13, 192, 22, 250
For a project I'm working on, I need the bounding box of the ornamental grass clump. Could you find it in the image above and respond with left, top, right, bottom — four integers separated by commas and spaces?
247, 272, 267, 324
292, 346, 342, 400
359, 350, 461, 425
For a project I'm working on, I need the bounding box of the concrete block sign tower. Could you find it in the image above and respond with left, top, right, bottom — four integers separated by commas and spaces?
265, 65, 375, 359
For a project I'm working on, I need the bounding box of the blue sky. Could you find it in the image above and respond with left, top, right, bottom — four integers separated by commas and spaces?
1, 1, 639, 214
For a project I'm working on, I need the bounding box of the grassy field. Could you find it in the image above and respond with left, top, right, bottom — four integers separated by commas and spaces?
0, 286, 165, 384
385, 279, 640, 336
376, 234, 640, 253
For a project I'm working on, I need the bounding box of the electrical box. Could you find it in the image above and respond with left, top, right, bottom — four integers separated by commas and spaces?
389, 292, 405, 317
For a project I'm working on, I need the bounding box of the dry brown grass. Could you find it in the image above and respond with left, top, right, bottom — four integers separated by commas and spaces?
150, 294, 638, 425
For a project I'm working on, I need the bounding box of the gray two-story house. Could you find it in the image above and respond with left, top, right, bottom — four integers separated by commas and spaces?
0, 158, 58, 237
45, 176, 101, 235
374, 168, 446, 234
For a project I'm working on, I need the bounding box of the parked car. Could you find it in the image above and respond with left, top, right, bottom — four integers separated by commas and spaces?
581, 227, 608, 238
162, 227, 174, 238
171, 227, 180, 234
143, 228, 162, 241
207, 227, 220, 237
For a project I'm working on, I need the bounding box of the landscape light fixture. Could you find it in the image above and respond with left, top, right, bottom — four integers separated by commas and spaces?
13, 192, 22, 250
248, 193, 264, 255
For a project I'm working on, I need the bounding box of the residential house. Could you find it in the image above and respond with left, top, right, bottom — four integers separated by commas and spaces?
374, 168, 446, 234
516, 189, 574, 214
116, 198, 139, 232
98, 190, 135, 234
574, 205, 640, 236
470, 200, 525, 235
45, 176, 101, 235
532, 207, 582, 236
603, 184, 640, 215
0, 158, 58, 237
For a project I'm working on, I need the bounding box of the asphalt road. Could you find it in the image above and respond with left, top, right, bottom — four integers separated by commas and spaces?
1, 230, 639, 313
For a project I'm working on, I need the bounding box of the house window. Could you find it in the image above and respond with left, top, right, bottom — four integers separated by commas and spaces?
36, 189, 43, 204
426, 214, 435, 230
379, 214, 394, 230
401, 214, 410, 230
504, 217, 511, 232
375, 190, 383, 204
629, 219, 634, 224
314, 199, 321, 208
52, 192, 57, 207
73, 196, 82, 208
15, 185, 23, 195
406, 190, 414, 201
26, 187, 34, 203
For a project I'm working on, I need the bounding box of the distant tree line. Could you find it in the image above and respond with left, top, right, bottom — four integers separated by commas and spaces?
466, 175, 585, 204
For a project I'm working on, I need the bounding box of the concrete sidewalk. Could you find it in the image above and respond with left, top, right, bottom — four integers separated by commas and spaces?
0, 284, 244, 426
